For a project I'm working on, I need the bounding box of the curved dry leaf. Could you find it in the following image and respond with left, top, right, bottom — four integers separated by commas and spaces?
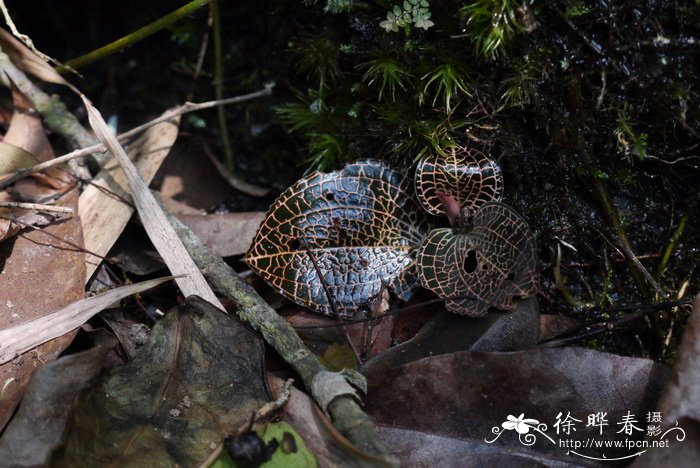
0, 141, 36, 176
81, 95, 222, 309
415, 146, 502, 216
416, 202, 537, 317
245, 160, 430, 318
0, 28, 75, 90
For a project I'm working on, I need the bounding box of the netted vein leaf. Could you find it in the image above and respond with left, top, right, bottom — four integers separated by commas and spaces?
245, 160, 430, 318
416, 202, 537, 317
415, 146, 502, 216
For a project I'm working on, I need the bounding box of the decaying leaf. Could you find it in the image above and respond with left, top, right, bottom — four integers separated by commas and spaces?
414, 146, 502, 217
0, 277, 172, 365
361, 297, 540, 375
0, 28, 75, 90
0, 343, 115, 467
365, 348, 670, 464
175, 211, 265, 257
0, 188, 84, 430
0, 141, 35, 176
79, 110, 181, 281
50, 296, 268, 466
81, 95, 222, 308
0, 83, 71, 242
245, 160, 430, 318
416, 201, 537, 317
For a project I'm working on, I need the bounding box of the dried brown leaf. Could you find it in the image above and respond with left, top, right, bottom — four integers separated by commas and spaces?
81, 95, 221, 308
0, 27, 75, 90
0, 188, 84, 429
175, 211, 265, 257
0, 277, 171, 365
79, 111, 181, 281
366, 348, 670, 464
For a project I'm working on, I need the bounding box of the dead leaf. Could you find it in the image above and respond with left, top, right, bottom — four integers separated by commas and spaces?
0, 343, 114, 467
538, 314, 580, 342
79, 110, 181, 282
159, 193, 203, 215
50, 296, 267, 466
155, 139, 262, 210
361, 297, 539, 375
175, 211, 265, 257
0, 277, 172, 365
3, 80, 54, 164
376, 426, 582, 467
0, 141, 36, 176
81, 96, 221, 308
1, 84, 71, 241
0, 27, 75, 90
245, 160, 430, 318
365, 347, 670, 464
206, 144, 270, 197
0, 188, 83, 430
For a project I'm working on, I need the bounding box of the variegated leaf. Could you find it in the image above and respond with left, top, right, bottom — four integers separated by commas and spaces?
416, 202, 537, 317
415, 146, 502, 216
245, 160, 430, 318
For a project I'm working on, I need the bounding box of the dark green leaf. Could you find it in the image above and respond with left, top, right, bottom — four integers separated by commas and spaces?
50, 296, 268, 467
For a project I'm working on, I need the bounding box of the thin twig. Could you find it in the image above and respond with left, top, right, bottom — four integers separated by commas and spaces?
1, 214, 110, 262
0, 201, 73, 214
0, 0, 78, 74
185, 4, 213, 101
254, 378, 294, 421
0, 83, 275, 190
538, 299, 693, 348
212, 0, 234, 170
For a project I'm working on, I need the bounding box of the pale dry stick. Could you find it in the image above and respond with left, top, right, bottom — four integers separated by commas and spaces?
81, 95, 223, 309
0, 201, 73, 214
0, 0, 76, 73
159, 197, 397, 466
0, 83, 275, 190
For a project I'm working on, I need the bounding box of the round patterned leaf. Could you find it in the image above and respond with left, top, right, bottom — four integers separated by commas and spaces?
245, 160, 430, 318
414, 146, 503, 216
416, 202, 538, 317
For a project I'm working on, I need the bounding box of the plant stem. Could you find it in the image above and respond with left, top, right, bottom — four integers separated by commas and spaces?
64, 0, 212, 70
589, 173, 663, 298
212, 0, 235, 170
656, 213, 688, 279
